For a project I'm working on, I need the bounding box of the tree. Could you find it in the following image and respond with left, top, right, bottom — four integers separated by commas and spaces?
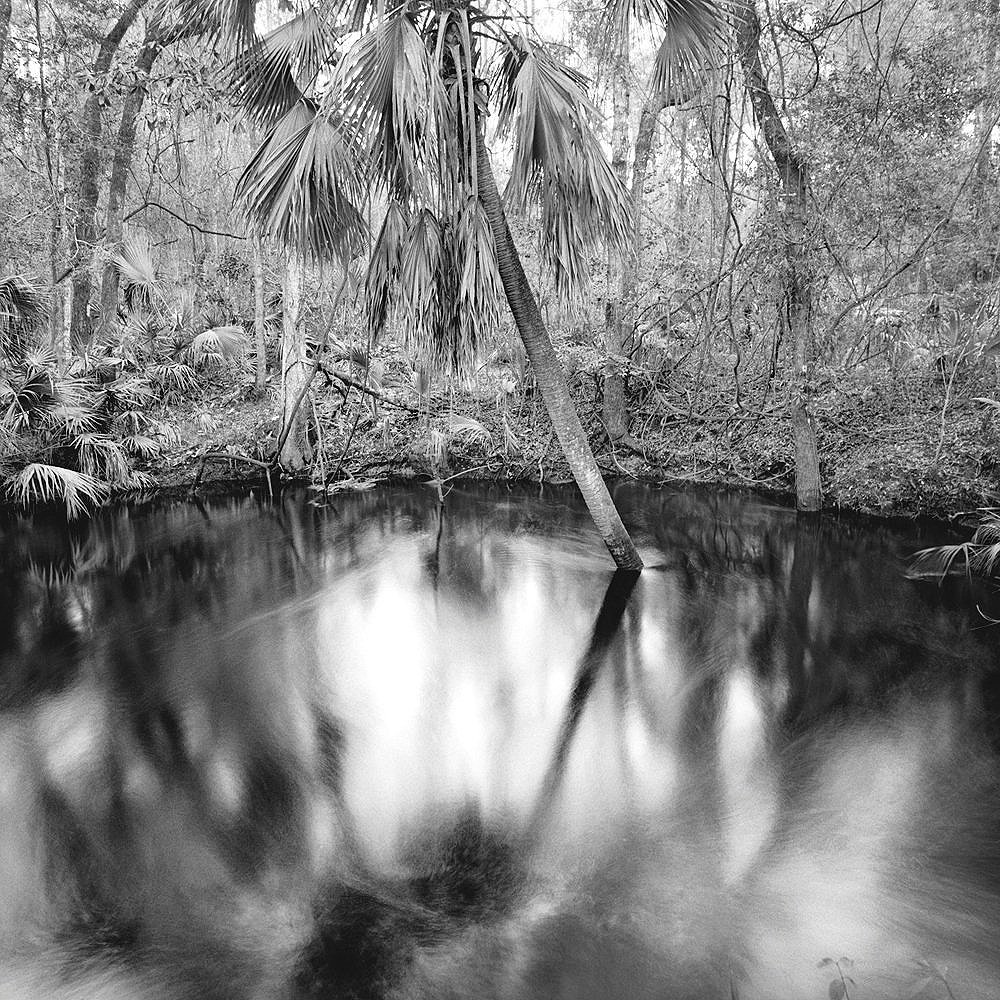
0, 0, 11, 80
70, 0, 151, 347
733, 0, 821, 511
98, 11, 204, 326
181, 0, 725, 568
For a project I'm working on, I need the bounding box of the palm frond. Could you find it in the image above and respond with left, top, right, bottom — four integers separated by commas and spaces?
650, 2, 724, 101
0, 275, 42, 354
228, 6, 337, 127
44, 404, 103, 438
493, 38, 632, 296
335, 12, 444, 198
908, 509, 1000, 580
115, 470, 158, 495
113, 236, 159, 313
603, 0, 727, 52
236, 99, 367, 261
175, 0, 257, 47
907, 542, 974, 579
185, 325, 248, 368
73, 433, 133, 483
121, 434, 163, 460
448, 414, 493, 447
365, 200, 408, 338
5, 463, 109, 519
149, 361, 199, 394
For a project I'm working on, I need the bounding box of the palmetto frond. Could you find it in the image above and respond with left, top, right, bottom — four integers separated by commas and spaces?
236, 99, 367, 261
73, 433, 133, 483
229, 6, 337, 127
493, 38, 631, 295
334, 12, 444, 198
909, 509, 1000, 580
367, 199, 503, 374
650, 3, 724, 100
366, 201, 408, 338
0, 275, 42, 353
4, 463, 109, 519
604, 0, 727, 49
113, 236, 159, 313
185, 324, 247, 367
176, 0, 257, 47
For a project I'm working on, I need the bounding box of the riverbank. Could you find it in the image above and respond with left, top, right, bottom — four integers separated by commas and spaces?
136, 357, 1000, 525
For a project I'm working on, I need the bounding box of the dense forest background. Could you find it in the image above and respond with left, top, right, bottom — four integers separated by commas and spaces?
2, 0, 1000, 520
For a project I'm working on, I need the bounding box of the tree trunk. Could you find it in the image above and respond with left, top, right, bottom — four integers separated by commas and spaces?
99, 16, 203, 325
734, 0, 821, 511
603, 47, 632, 444
475, 123, 643, 570
278, 252, 313, 472
253, 237, 267, 397
0, 0, 11, 79
70, 0, 149, 347
99, 31, 160, 327
621, 90, 668, 312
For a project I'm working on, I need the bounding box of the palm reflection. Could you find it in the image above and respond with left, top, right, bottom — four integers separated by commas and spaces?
0, 486, 998, 1000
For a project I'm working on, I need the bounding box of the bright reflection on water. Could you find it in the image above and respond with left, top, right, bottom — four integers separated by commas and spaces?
1, 484, 999, 1000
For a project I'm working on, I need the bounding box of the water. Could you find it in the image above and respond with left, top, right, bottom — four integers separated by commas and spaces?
1, 483, 999, 1000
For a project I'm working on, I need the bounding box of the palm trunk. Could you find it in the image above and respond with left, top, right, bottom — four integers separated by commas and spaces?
603, 48, 631, 443
278, 252, 313, 472
253, 237, 267, 397
475, 123, 643, 570
70, 0, 149, 348
734, 0, 821, 511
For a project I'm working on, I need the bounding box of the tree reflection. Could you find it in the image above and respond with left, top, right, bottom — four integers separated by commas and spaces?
1, 485, 1000, 1000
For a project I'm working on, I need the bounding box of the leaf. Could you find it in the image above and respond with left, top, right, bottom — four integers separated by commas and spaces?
448, 414, 494, 447
227, 6, 336, 126
236, 100, 367, 261
493, 37, 632, 297
5, 463, 109, 519
112, 236, 159, 313
185, 325, 248, 367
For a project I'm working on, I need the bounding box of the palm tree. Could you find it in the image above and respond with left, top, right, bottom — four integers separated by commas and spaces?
177, 0, 723, 568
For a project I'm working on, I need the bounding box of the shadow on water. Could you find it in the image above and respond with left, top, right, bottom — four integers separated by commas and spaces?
1, 484, 999, 999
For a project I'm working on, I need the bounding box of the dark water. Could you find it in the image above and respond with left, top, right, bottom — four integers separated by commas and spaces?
1, 483, 999, 1000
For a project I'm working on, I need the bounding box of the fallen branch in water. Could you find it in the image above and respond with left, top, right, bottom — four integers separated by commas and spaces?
188, 450, 275, 498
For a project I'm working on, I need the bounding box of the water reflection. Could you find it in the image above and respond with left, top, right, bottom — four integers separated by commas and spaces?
1, 485, 999, 1000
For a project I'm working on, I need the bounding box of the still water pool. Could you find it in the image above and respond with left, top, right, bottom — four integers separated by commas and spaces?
1, 483, 999, 1000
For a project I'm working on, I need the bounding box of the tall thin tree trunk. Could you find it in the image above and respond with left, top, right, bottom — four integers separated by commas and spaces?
99, 15, 201, 325
70, 0, 149, 347
735, 0, 821, 511
278, 252, 313, 472
621, 90, 668, 312
253, 237, 267, 397
603, 47, 632, 444
475, 123, 643, 570
99, 31, 159, 326
0, 0, 12, 80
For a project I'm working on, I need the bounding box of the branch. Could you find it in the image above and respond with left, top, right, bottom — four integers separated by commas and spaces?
122, 200, 247, 239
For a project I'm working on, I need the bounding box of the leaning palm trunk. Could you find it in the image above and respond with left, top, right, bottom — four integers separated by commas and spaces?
734, 0, 821, 511
278, 252, 313, 472
475, 125, 643, 570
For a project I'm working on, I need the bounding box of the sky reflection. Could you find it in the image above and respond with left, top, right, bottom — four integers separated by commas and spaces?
0, 484, 998, 1000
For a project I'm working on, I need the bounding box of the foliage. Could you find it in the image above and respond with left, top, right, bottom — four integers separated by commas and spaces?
909, 509, 1000, 580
